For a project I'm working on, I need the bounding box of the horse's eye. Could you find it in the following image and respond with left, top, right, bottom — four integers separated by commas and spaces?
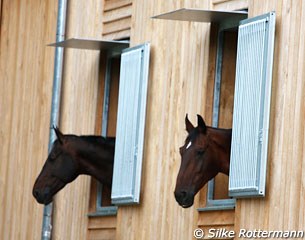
197, 149, 205, 155
49, 151, 59, 161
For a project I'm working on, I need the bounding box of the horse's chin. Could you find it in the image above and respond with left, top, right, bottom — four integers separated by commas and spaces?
43, 198, 53, 205
175, 193, 194, 208
33, 192, 53, 205
179, 198, 194, 208
37, 196, 53, 205
181, 202, 193, 208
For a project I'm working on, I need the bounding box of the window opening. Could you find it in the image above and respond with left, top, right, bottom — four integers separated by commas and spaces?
199, 23, 238, 211
93, 50, 122, 216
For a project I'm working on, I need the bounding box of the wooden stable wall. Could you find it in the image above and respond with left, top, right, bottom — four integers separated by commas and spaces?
116, 1, 211, 239
0, 1, 57, 239
235, 0, 305, 235
2, 0, 305, 240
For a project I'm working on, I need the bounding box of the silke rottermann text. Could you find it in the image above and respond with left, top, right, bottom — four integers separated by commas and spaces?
194, 228, 305, 239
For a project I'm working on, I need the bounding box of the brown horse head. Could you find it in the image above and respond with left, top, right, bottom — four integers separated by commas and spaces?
174, 114, 231, 208
32, 128, 80, 204
33, 127, 115, 205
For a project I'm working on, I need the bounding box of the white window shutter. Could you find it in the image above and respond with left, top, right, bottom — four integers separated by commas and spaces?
111, 43, 150, 205
229, 12, 275, 198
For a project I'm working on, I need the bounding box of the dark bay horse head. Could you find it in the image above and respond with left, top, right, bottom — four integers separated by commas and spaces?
33, 127, 115, 205
174, 114, 232, 208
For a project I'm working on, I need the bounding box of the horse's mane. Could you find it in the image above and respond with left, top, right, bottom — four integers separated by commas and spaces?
64, 134, 115, 147
81, 135, 116, 147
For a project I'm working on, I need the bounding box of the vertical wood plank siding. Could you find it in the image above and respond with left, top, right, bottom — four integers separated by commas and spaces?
0, 1, 57, 239
115, 1, 211, 239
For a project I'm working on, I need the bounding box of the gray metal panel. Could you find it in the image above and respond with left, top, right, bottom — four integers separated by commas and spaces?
111, 43, 150, 205
198, 199, 236, 211
101, 56, 111, 138
229, 12, 276, 198
87, 206, 118, 217
152, 8, 247, 23
48, 38, 129, 50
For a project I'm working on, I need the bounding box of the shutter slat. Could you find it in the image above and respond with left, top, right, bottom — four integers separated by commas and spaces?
229, 12, 275, 197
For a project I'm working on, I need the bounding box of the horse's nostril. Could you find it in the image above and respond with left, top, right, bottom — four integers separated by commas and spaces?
33, 189, 40, 198
180, 191, 187, 198
174, 190, 194, 208
33, 189, 48, 199
174, 190, 188, 202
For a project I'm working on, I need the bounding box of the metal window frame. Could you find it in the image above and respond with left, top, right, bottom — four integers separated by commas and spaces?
91, 49, 123, 217
88, 183, 118, 217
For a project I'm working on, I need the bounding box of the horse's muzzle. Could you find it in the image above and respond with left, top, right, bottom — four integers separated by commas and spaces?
33, 187, 52, 205
174, 190, 194, 208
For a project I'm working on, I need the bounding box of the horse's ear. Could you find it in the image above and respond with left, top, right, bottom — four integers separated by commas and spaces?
53, 126, 64, 144
185, 114, 195, 133
197, 114, 207, 133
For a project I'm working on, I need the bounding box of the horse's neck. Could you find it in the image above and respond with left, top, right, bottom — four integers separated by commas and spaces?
207, 127, 232, 175
76, 140, 114, 186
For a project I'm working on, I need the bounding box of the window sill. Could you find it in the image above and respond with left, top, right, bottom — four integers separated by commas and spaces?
87, 206, 118, 217
198, 198, 236, 212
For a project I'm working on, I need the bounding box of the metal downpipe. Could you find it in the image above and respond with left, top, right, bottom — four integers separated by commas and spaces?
41, 0, 67, 239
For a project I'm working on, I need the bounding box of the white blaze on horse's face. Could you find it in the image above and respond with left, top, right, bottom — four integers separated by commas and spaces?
186, 141, 192, 150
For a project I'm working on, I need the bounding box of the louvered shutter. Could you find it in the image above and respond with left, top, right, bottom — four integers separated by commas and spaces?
229, 12, 276, 197
111, 43, 150, 204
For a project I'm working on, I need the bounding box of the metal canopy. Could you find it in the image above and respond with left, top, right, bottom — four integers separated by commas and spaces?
152, 8, 247, 23
48, 38, 129, 50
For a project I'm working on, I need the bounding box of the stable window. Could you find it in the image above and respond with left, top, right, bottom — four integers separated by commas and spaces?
96, 48, 122, 215
153, 9, 275, 209
50, 38, 150, 215
205, 23, 239, 210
